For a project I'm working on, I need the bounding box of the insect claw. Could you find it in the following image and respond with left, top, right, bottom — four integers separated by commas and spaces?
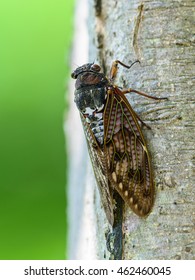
142, 123, 152, 130
158, 97, 169, 100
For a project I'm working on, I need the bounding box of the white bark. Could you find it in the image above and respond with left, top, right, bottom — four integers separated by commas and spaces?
67, 0, 98, 259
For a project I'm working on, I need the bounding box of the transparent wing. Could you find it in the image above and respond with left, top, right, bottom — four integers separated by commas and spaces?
80, 113, 114, 225
104, 87, 154, 217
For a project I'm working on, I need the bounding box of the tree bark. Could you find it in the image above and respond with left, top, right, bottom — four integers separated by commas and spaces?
87, 0, 195, 259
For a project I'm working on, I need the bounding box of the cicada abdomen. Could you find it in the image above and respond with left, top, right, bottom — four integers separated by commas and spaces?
71, 60, 165, 225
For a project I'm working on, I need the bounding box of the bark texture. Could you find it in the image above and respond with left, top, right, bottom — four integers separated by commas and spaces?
87, 0, 195, 259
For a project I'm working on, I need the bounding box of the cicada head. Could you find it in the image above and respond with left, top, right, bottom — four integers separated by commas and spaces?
71, 63, 101, 79
72, 63, 109, 119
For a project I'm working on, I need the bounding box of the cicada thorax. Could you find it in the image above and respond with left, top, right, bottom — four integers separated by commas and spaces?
74, 69, 109, 145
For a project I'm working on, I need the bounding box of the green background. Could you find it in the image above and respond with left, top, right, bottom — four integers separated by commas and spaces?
0, 0, 74, 259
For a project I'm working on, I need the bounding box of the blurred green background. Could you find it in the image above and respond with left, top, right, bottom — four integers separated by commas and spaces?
0, 0, 74, 259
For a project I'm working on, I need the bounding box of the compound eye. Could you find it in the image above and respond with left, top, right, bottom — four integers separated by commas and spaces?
71, 72, 77, 79
91, 64, 101, 72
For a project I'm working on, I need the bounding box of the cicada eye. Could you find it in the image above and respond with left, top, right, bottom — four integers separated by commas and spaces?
91, 64, 101, 72
71, 72, 77, 79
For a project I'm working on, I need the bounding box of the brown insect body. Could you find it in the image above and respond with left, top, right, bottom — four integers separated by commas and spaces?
71, 61, 156, 225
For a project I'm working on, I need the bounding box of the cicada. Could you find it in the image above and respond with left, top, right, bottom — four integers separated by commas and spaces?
71, 60, 165, 225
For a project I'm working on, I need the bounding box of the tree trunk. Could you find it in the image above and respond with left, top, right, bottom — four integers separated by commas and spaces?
68, 0, 195, 259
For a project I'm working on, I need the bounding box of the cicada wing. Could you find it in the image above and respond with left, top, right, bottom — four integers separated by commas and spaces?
104, 87, 154, 217
80, 113, 114, 225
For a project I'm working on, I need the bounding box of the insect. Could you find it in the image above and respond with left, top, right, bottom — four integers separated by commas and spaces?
71, 60, 166, 225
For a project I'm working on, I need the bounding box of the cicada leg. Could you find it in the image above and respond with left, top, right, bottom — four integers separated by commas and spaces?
110, 60, 140, 81
121, 88, 168, 101
110, 60, 168, 100
120, 88, 167, 129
